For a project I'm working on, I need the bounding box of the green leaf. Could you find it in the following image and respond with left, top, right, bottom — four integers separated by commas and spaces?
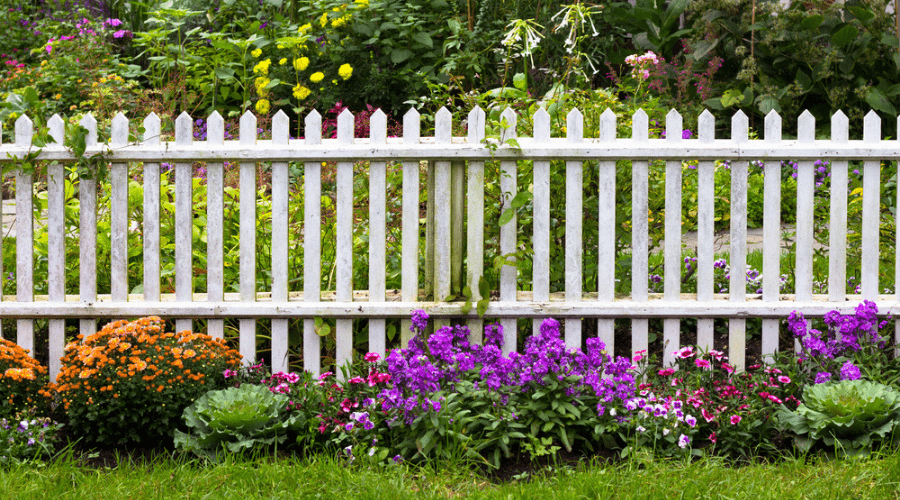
510, 191, 530, 209
866, 87, 897, 115
411, 31, 433, 48
390, 48, 413, 64
498, 208, 515, 226
513, 73, 527, 91
846, 6, 875, 24
831, 24, 859, 47
800, 14, 824, 31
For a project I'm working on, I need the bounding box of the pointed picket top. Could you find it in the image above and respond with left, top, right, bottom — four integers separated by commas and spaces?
467, 106, 485, 143
403, 108, 420, 144
797, 110, 815, 143
532, 108, 550, 141
764, 110, 781, 142
175, 111, 193, 145
239, 110, 257, 145
435, 107, 452, 143
599, 108, 616, 143
207, 111, 225, 145
665, 109, 682, 141
47, 114, 65, 146
305, 110, 322, 145
15, 114, 33, 147
566, 107, 582, 142
336, 108, 354, 144
111, 112, 129, 146
632, 109, 648, 141
272, 110, 289, 145
863, 110, 881, 143
731, 110, 749, 143
500, 107, 517, 143
143, 113, 161, 145
830, 110, 848, 142
80, 113, 97, 146
370, 109, 387, 144
698, 110, 715, 143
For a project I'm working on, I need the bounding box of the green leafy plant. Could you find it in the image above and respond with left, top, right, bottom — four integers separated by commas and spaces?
56, 316, 243, 447
777, 379, 900, 456
174, 383, 304, 460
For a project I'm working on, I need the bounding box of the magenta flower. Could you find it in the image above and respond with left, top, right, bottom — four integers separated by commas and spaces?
674, 346, 695, 359
677, 434, 690, 448
364, 352, 381, 363
777, 375, 791, 384
695, 359, 711, 369
658, 368, 675, 377
730, 415, 741, 425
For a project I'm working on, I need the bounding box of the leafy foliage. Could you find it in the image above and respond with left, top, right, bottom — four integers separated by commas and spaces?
777, 379, 900, 456
174, 383, 305, 460
56, 316, 242, 446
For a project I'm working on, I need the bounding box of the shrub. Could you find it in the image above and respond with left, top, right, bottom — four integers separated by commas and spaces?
57, 316, 242, 447
777, 379, 900, 456
174, 384, 305, 461
0, 339, 53, 418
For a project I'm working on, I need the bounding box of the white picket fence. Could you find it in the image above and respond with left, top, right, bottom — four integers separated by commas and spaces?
0, 106, 898, 379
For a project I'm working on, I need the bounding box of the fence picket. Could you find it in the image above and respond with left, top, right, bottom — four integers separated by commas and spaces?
47, 115, 65, 378
762, 111, 783, 360
597, 109, 617, 351
730, 111, 749, 371
532, 109, 551, 337
239, 112, 258, 364
499, 107, 518, 353
434, 108, 452, 332
796, 111, 816, 304
14, 116, 34, 354
466, 107, 486, 345
829, 112, 849, 304
79, 114, 98, 339
142, 114, 161, 304
206, 111, 225, 340
663, 109, 683, 366
696, 111, 715, 351
335, 109, 355, 370
564, 109, 584, 348
174, 112, 193, 334
401, 109, 420, 344
110, 113, 129, 302
861, 111, 881, 299
303, 111, 323, 375
369, 110, 387, 357
271, 111, 290, 372
631, 110, 649, 359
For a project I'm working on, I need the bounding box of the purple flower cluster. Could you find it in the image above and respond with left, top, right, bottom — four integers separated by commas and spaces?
380, 312, 635, 424
788, 300, 888, 383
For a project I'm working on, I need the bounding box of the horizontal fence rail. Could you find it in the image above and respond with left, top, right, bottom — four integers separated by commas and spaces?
0, 107, 898, 379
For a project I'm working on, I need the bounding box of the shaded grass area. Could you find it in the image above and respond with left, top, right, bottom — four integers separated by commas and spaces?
4, 450, 900, 499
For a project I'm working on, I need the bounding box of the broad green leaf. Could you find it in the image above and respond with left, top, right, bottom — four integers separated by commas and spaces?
390, 48, 413, 64
801, 14, 824, 31
513, 73, 527, 91
412, 31, 433, 48
866, 87, 897, 115
831, 24, 859, 47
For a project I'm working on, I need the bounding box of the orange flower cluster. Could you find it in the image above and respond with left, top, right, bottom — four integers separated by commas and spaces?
0, 338, 52, 417
57, 317, 242, 446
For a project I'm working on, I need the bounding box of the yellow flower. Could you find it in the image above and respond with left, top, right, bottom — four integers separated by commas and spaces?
298, 23, 312, 33
310, 72, 324, 83
279, 58, 287, 65
9, 112, 17, 119
331, 16, 347, 28
251, 48, 262, 58
255, 76, 271, 92
99, 77, 107, 83
253, 58, 272, 75
54, 93, 62, 100
355, 0, 369, 7
338, 63, 353, 80
293, 57, 310, 71
320, 12, 328, 27
293, 84, 311, 100
255, 99, 270, 115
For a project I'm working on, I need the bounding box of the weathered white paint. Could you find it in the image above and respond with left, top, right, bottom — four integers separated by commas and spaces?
79, 114, 98, 339
0, 108, 895, 380
499, 107, 518, 353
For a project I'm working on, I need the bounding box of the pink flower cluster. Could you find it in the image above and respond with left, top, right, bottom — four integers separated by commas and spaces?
624, 51, 659, 80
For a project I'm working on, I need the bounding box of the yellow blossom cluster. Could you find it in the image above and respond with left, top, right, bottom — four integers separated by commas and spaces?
0, 338, 52, 416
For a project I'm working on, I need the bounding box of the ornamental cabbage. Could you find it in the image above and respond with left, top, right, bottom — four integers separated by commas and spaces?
776, 379, 900, 456
174, 384, 304, 460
